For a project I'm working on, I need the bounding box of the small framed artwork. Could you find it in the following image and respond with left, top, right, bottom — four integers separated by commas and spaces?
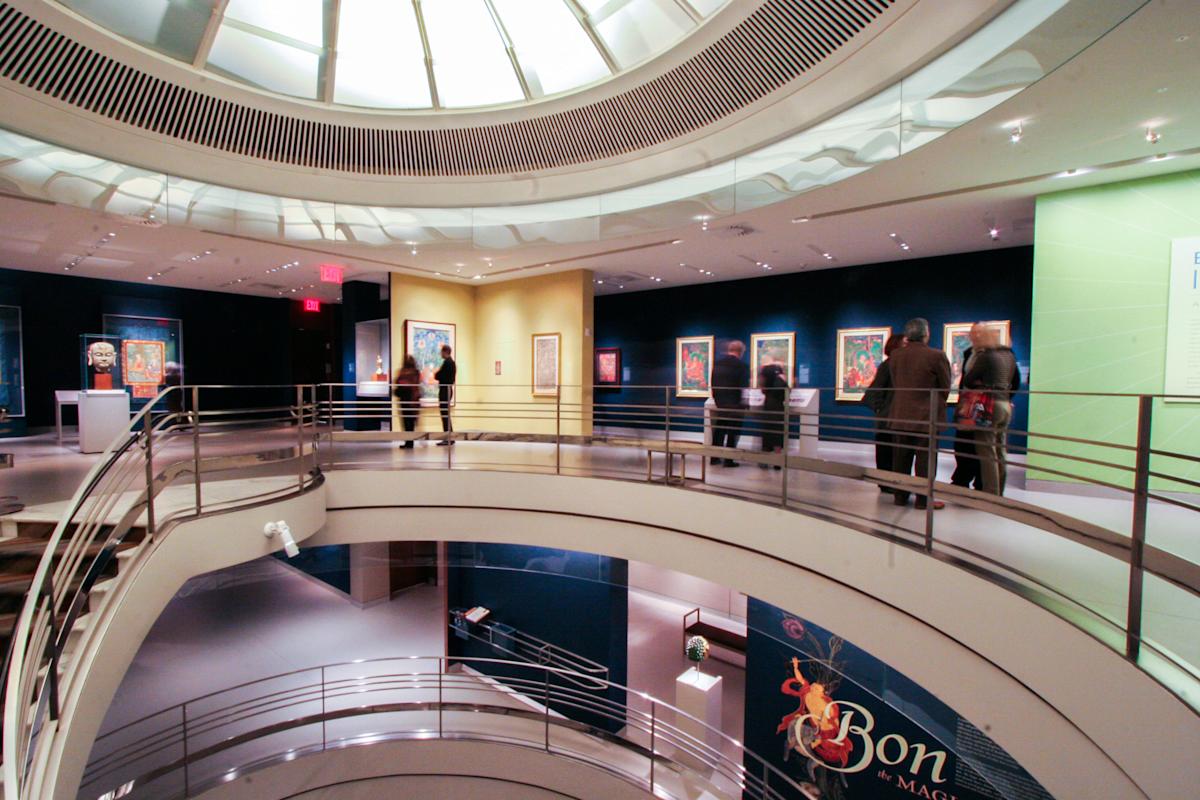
122, 339, 165, 399
750, 332, 795, 388
943, 320, 1011, 403
405, 319, 456, 406
532, 332, 561, 396
676, 335, 714, 398
595, 347, 622, 386
835, 326, 891, 401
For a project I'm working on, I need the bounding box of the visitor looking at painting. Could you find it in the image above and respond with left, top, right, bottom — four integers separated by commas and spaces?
886, 318, 951, 509
435, 344, 456, 445
394, 355, 421, 449
862, 333, 908, 489
961, 326, 1021, 495
710, 340, 749, 467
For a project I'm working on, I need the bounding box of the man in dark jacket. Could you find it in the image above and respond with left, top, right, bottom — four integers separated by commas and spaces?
950, 323, 987, 489
887, 318, 951, 508
434, 344, 455, 445
963, 327, 1020, 495
710, 340, 749, 467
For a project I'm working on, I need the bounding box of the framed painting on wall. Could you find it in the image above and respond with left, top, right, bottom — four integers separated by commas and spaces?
405, 320, 456, 406
676, 335, 714, 398
943, 320, 1011, 403
750, 332, 795, 388
595, 347, 621, 387
122, 339, 165, 399
532, 332, 561, 396
0, 305, 25, 417
835, 326, 890, 401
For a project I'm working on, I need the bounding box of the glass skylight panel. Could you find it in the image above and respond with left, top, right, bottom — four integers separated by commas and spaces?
334, 0, 430, 108
422, 0, 523, 108
685, 0, 726, 16
222, 0, 325, 48
491, 0, 609, 97
207, 25, 321, 99
589, 0, 695, 69
58, 0, 215, 62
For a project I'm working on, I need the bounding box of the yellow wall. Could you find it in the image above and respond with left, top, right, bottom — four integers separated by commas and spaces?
475, 269, 593, 435
389, 269, 593, 436
389, 273, 476, 432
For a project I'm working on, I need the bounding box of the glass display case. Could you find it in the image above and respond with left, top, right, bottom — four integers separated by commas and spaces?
103, 314, 183, 404
0, 305, 24, 417
81, 334, 124, 392
355, 318, 390, 397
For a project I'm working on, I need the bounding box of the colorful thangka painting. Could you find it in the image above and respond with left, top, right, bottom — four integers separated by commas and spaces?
675, 336, 714, 398
405, 320, 455, 405
122, 340, 165, 386
750, 332, 795, 388
595, 347, 620, 386
943, 321, 1011, 403
532, 332, 560, 396
835, 327, 890, 401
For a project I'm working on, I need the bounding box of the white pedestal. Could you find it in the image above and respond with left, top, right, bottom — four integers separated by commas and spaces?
78, 390, 130, 453
703, 390, 820, 458
789, 388, 820, 459
675, 668, 723, 754
356, 380, 390, 398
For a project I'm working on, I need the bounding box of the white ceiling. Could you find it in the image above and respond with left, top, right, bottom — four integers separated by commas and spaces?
0, 0, 1197, 301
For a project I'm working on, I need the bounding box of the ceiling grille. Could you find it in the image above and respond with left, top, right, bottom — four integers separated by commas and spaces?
0, 0, 896, 177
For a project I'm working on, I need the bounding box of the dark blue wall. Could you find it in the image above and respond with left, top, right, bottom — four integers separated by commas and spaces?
275, 545, 351, 595
446, 543, 628, 733
0, 268, 340, 431
340, 280, 388, 431
744, 597, 1050, 800
595, 247, 1033, 440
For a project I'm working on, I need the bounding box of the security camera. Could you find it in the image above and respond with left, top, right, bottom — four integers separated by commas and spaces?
264, 520, 299, 558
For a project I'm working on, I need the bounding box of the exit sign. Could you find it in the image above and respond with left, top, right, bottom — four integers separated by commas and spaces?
319, 264, 344, 284
303, 298, 321, 312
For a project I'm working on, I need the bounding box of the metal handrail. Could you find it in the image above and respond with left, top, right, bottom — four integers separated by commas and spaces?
78, 655, 807, 800
3, 382, 1198, 800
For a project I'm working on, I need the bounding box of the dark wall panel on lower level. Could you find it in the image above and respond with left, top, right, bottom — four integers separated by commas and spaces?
446, 542, 628, 733
595, 247, 1033, 438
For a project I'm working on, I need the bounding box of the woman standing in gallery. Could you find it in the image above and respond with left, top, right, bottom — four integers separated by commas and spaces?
759, 359, 788, 469
395, 355, 421, 449
862, 333, 906, 490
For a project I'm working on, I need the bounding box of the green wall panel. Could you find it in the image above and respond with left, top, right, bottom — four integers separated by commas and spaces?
1030, 168, 1200, 493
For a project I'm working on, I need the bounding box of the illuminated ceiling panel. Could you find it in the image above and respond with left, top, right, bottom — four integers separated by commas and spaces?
57, 0, 732, 109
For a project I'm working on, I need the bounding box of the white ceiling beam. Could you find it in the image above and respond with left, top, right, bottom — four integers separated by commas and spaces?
562, 0, 619, 75
482, 0, 533, 101
192, 0, 229, 69
411, 0, 441, 110
321, 0, 341, 103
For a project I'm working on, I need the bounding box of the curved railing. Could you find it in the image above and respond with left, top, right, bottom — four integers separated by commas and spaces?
2, 381, 1198, 800
78, 655, 806, 800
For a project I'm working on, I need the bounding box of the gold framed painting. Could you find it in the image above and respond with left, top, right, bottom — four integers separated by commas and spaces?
943, 320, 1011, 403
675, 335, 714, 398
750, 332, 795, 388
531, 332, 561, 396
835, 326, 890, 401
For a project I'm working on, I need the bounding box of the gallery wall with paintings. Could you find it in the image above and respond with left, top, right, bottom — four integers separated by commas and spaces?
1031, 168, 1200, 492
0, 268, 336, 432
389, 269, 594, 437
594, 246, 1033, 437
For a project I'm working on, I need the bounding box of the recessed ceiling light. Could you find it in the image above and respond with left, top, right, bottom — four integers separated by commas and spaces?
1009, 123, 1023, 143
671, 239, 683, 245
792, 216, 810, 224
1145, 127, 1161, 144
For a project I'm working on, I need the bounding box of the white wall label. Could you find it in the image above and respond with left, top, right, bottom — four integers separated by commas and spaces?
1165, 237, 1200, 402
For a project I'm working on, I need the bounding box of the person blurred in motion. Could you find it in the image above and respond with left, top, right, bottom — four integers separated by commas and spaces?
759, 357, 788, 470
862, 333, 906, 491
963, 326, 1020, 495
395, 355, 421, 449
950, 323, 986, 490
887, 318, 951, 509
710, 340, 749, 467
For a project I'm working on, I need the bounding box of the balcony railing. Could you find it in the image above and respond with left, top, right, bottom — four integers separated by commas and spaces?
2, 381, 1197, 800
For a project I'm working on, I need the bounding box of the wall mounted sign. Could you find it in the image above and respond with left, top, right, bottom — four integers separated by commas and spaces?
319, 264, 344, 284
1165, 237, 1200, 402
303, 298, 321, 312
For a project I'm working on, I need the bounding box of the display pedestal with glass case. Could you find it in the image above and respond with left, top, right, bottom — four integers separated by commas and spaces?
79, 391, 130, 453
348, 319, 390, 431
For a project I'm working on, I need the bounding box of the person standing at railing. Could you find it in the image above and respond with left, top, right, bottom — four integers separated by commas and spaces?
710, 340, 749, 467
963, 327, 1020, 495
435, 344, 456, 446
759, 358, 788, 469
950, 323, 987, 491
862, 333, 907, 491
887, 318, 951, 509
395, 355, 421, 449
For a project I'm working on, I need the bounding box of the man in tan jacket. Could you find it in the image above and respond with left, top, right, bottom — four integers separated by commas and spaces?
887, 318, 951, 509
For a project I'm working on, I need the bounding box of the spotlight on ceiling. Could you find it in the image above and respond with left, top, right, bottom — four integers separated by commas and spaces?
1009, 123, 1023, 144
1145, 127, 1161, 144
792, 216, 810, 224
989, 227, 1000, 241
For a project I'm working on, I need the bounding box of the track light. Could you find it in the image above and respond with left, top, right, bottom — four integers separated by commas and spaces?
1010, 123, 1023, 144
989, 227, 1000, 241
1145, 128, 1161, 144
264, 520, 299, 558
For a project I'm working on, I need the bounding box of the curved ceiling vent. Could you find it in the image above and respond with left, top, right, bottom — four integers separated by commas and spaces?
0, 0, 897, 177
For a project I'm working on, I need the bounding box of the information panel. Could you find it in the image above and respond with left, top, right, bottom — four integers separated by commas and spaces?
1165, 237, 1200, 402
